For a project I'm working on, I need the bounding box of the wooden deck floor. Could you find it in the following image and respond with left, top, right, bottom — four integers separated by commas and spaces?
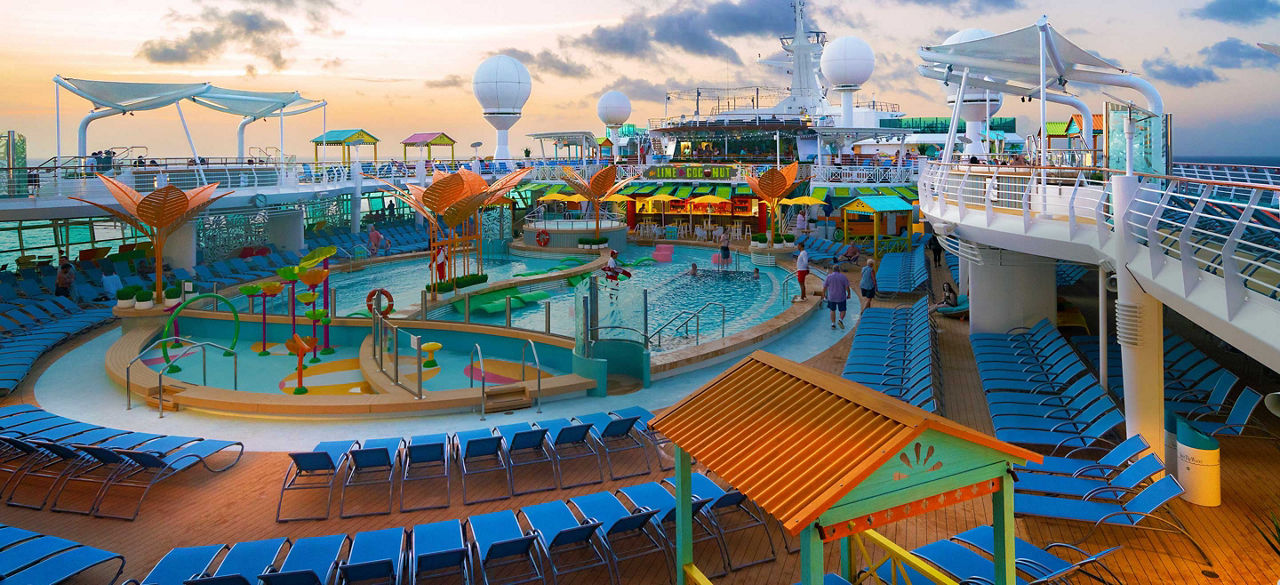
2, 263, 1279, 584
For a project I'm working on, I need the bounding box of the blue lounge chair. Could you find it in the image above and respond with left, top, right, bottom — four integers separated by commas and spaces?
6, 544, 125, 585
951, 525, 1122, 585
339, 437, 403, 518
876, 539, 1024, 585
468, 510, 543, 585
400, 434, 450, 512
93, 439, 244, 520
4, 439, 95, 510
521, 501, 609, 585
183, 537, 288, 584
1188, 387, 1275, 438
574, 412, 651, 480
0, 535, 80, 576
569, 491, 669, 584
1016, 434, 1149, 479
535, 418, 603, 489
610, 406, 672, 471
791, 574, 854, 585
1014, 475, 1211, 565
259, 534, 348, 585
409, 521, 469, 584
277, 440, 357, 522
617, 482, 726, 578
454, 428, 510, 504
49, 437, 194, 515
1014, 453, 1164, 499
339, 528, 405, 585
495, 422, 553, 495
667, 473, 776, 571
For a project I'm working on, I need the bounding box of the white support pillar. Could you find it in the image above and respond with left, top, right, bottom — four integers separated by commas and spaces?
958, 257, 971, 295
1112, 173, 1166, 457
266, 209, 305, 253
236, 117, 253, 160
414, 160, 426, 227
967, 251, 1057, 335
166, 222, 198, 272
350, 154, 364, 236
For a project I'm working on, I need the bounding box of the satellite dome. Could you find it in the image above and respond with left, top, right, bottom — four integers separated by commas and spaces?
940, 29, 1002, 119
597, 91, 632, 126
472, 54, 531, 116
942, 28, 995, 46
819, 36, 875, 88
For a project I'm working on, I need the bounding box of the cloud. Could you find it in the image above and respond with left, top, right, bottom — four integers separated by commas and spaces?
1199, 37, 1280, 68
492, 48, 591, 79
318, 57, 343, 71
244, 64, 258, 78
1190, 0, 1280, 24
1142, 54, 1222, 87
423, 75, 466, 89
138, 0, 343, 70
599, 76, 670, 103
890, 0, 1024, 16
566, 22, 654, 57
864, 53, 932, 99
139, 7, 293, 68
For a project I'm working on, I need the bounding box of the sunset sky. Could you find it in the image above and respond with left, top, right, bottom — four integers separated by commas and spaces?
1, 0, 1278, 161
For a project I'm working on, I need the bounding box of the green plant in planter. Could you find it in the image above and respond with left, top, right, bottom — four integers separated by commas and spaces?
165, 286, 182, 300
751, 233, 768, 243
135, 290, 154, 303
782, 233, 796, 243
116, 288, 136, 301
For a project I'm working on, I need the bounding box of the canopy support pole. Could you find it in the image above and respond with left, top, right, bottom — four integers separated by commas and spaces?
278, 105, 286, 171
992, 475, 1016, 585
237, 117, 253, 160
799, 525, 823, 585
321, 104, 327, 167
54, 82, 61, 168
1038, 17, 1049, 176
775, 131, 781, 166
77, 109, 119, 159
941, 68, 969, 162
175, 101, 206, 185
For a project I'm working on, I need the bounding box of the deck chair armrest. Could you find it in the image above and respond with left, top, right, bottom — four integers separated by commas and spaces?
1035, 395, 1072, 406
1083, 485, 1141, 501
1168, 388, 1209, 402
1043, 406, 1081, 419
1048, 420, 1089, 432
1011, 557, 1057, 577
1044, 542, 1120, 561
1070, 463, 1123, 478
1051, 435, 1115, 455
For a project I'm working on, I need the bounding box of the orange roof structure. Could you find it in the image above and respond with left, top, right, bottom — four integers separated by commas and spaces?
650, 351, 1040, 536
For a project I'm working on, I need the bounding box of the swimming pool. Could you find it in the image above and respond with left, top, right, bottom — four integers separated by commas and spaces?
146, 318, 569, 395
447, 245, 803, 350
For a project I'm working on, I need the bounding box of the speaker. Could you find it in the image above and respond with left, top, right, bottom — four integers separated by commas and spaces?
1105, 274, 1118, 293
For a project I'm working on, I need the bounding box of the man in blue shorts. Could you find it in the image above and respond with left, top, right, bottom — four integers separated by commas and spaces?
860, 258, 877, 313
823, 263, 852, 329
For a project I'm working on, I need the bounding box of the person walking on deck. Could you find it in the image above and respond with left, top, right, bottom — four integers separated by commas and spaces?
824, 263, 852, 329
859, 258, 877, 313
795, 242, 810, 300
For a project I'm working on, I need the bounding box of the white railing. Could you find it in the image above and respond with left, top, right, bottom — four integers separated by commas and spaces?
810, 164, 916, 185
919, 159, 1280, 306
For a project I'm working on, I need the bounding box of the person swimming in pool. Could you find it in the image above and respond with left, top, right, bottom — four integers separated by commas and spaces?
688, 262, 698, 276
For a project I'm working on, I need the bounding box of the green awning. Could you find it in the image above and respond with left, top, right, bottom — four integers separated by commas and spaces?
835, 187, 852, 199
693, 185, 713, 194
714, 186, 732, 198
735, 185, 752, 196
619, 185, 639, 195
635, 184, 657, 194
520, 183, 547, 192
544, 184, 563, 195
855, 187, 876, 196
674, 186, 693, 199
875, 186, 900, 197
811, 187, 829, 201
894, 186, 919, 201
655, 185, 675, 196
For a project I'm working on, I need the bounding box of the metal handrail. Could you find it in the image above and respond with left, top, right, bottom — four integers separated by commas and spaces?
127, 337, 238, 418
520, 339, 543, 413
646, 301, 725, 348
471, 344, 488, 420
587, 326, 650, 357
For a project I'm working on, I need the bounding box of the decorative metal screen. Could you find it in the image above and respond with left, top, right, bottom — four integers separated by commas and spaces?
197, 208, 269, 262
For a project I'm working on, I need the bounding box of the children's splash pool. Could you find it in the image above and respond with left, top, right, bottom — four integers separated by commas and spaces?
147, 318, 570, 395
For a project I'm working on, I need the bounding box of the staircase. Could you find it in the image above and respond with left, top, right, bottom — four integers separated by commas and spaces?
483, 374, 597, 413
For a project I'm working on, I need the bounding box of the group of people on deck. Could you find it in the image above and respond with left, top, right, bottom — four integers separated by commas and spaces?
793, 241, 879, 330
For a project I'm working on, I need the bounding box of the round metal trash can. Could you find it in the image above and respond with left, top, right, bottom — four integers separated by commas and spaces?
1176, 418, 1220, 507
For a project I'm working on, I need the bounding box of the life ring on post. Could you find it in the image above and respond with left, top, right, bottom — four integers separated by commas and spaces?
365, 288, 394, 316
535, 229, 551, 247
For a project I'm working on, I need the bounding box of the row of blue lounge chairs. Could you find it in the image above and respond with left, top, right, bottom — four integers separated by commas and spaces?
876, 246, 929, 295
170, 250, 305, 293
841, 297, 939, 413
792, 235, 859, 265
972, 319, 1124, 453
0, 296, 115, 396
1069, 333, 1273, 439
0, 523, 124, 584
308, 224, 434, 257
0, 405, 243, 521
278, 406, 671, 521
145, 471, 773, 585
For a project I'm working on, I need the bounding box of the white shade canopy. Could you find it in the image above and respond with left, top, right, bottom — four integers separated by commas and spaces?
922, 23, 1123, 76
54, 76, 325, 119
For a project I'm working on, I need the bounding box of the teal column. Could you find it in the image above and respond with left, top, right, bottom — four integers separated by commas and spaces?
799, 524, 823, 585
839, 535, 853, 581
992, 476, 1015, 584
675, 446, 693, 585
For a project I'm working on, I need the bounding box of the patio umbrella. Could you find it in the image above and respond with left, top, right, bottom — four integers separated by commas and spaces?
538, 193, 567, 202
688, 194, 731, 233
645, 193, 679, 227
780, 196, 825, 206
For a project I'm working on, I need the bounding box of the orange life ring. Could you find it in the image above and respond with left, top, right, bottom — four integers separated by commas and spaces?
365, 288, 394, 316
535, 229, 551, 247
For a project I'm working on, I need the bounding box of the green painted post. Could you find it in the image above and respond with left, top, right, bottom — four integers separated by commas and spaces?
992, 475, 1016, 585
675, 446, 693, 585
799, 524, 823, 585
839, 535, 853, 582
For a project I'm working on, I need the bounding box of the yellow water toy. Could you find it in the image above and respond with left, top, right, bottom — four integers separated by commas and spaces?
421, 341, 443, 368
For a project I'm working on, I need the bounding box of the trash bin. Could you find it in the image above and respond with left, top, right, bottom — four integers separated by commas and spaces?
1176, 417, 1220, 507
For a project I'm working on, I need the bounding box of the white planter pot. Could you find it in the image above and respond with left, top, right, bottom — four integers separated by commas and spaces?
116, 299, 134, 309
135, 300, 155, 310
164, 298, 181, 308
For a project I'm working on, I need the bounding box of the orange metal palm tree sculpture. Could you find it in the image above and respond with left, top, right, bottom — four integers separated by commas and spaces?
743, 161, 801, 246
559, 165, 638, 238
71, 176, 231, 297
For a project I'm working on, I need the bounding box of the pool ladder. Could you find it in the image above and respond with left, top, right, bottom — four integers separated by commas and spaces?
647, 301, 725, 349
126, 336, 238, 418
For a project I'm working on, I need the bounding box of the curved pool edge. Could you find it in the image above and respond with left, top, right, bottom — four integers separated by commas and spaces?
408, 246, 607, 318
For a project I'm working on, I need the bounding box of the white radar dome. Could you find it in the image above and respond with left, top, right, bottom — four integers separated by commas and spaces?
597, 91, 632, 126
820, 36, 876, 88
472, 55, 532, 116
940, 28, 1002, 120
